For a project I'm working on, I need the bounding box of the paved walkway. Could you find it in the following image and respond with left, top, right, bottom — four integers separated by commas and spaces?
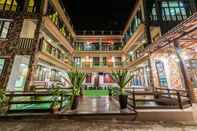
0, 119, 197, 131
65, 96, 132, 114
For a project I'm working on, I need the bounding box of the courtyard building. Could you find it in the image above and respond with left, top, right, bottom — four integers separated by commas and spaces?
0, 0, 196, 123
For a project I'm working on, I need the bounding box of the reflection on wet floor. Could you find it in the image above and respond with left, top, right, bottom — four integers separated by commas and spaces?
65, 96, 132, 114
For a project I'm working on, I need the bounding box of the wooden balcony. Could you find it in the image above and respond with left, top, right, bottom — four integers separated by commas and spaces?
77, 66, 125, 73
37, 51, 72, 71
42, 16, 74, 54
74, 51, 124, 57
76, 62, 126, 73
123, 24, 145, 53
127, 52, 149, 68
50, 0, 75, 37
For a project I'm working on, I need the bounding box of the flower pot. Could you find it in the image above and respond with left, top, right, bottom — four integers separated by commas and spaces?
0, 105, 9, 114
119, 95, 128, 109
71, 96, 80, 110
52, 105, 60, 114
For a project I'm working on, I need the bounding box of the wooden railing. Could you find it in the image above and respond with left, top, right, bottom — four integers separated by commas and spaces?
126, 88, 192, 109
15, 38, 34, 49
6, 91, 71, 113
155, 88, 192, 109
33, 87, 72, 94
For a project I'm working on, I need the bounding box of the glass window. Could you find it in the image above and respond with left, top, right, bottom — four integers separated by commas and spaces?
170, 8, 176, 16
152, 8, 157, 15
155, 61, 168, 87
93, 57, 100, 66
169, 1, 179, 7
162, 2, 168, 7
85, 73, 92, 83
180, 7, 186, 15
0, 21, 10, 38
103, 57, 107, 66
131, 68, 146, 88
0, 0, 18, 11
7, 55, 31, 91
162, 1, 187, 21
35, 65, 48, 81
0, 59, 5, 75
74, 57, 81, 67
104, 73, 113, 83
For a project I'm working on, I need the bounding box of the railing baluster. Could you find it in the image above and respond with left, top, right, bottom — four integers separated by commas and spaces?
15, 38, 34, 49
177, 92, 183, 109
60, 93, 63, 110
167, 89, 171, 98
132, 90, 136, 109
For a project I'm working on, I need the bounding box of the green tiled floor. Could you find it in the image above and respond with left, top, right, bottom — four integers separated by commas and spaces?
83, 90, 109, 96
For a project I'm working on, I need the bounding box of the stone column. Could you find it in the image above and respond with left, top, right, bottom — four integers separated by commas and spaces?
24, 18, 42, 91
143, 0, 152, 45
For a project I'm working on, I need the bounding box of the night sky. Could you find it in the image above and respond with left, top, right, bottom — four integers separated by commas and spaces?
61, 0, 137, 32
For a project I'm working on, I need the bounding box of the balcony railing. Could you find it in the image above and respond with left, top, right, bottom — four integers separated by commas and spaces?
127, 43, 149, 62
74, 62, 124, 68
77, 31, 122, 36
15, 38, 34, 49
0, 1, 42, 14
74, 43, 123, 51
41, 44, 72, 66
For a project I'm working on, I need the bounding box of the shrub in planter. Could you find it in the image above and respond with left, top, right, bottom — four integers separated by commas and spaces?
112, 70, 132, 109
0, 89, 8, 114
67, 71, 86, 110
108, 86, 113, 96
50, 85, 65, 113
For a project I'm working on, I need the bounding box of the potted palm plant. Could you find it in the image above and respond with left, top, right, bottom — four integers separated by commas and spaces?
50, 85, 63, 113
68, 71, 86, 110
0, 89, 8, 113
112, 70, 132, 109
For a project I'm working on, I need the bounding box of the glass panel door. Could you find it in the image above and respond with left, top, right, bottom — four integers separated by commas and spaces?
7, 55, 30, 91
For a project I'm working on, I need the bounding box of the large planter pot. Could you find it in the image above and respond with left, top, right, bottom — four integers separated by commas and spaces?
108, 89, 112, 96
80, 88, 83, 96
71, 96, 80, 110
119, 95, 128, 109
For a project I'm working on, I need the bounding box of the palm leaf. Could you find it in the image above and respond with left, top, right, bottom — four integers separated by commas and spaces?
112, 70, 132, 95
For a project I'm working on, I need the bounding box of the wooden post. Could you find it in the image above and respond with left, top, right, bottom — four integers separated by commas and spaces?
173, 42, 192, 102
24, 18, 42, 91
60, 93, 63, 110
167, 88, 171, 98
132, 90, 136, 109
177, 92, 183, 109
7, 93, 14, 112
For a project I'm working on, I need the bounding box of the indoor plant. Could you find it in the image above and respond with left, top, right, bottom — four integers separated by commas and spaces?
0, 89, 8, 113
112, 70, 132, 109
50, 85, 64, 113
68, 71, 86, 110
